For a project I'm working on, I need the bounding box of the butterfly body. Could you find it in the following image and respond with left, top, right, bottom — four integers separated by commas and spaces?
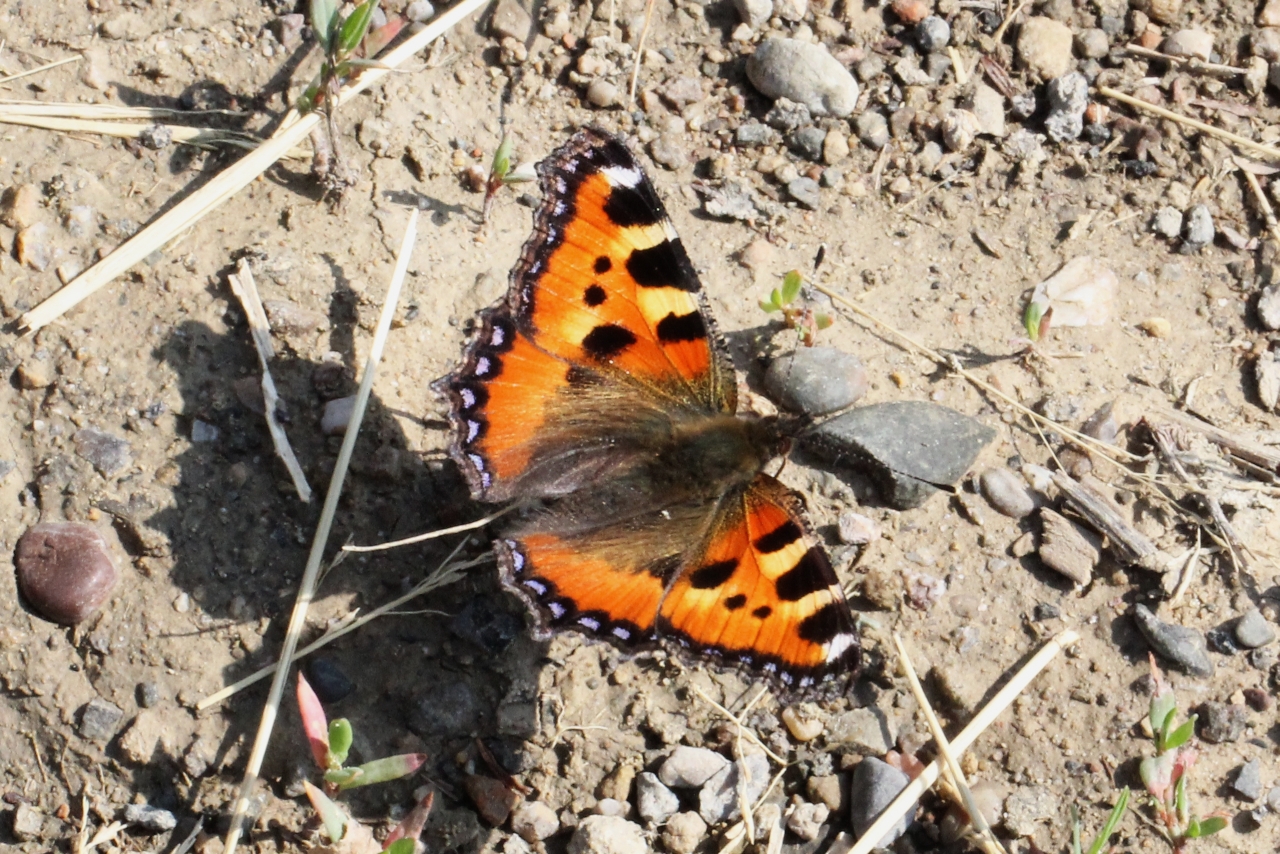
436, 128, 860, 692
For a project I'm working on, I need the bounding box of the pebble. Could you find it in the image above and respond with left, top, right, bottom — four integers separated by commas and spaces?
190, 419, 220, 443
1264, 0, 1280, 25
17, 357, 55, 389
490, 0, 532, 41
511, 801, 559, 842
781, 704, 824, 741
465, 775, 519, 826
979, 467, 1035, 518
594, 799, 629, 818
1138, 317, 1172, 338
892, 0, 930, 23
1133, 604, 1214, 677
1200, 702, 1248, 743
661, 812, 707, 854
1037, 508, 1099, 585
786, 177, 821, 210
586, 79, 620, 108
788, 126, 827, 161
264, 299, 328, 334
1257, 285, 1280, 330
808, 775, 845, 812
1017, 17, 1074, 79
635, 772, 679, 825
1233, 759, 1263, 800
659, 746, 730, 789
746, 39, 860, 117
837, 511, 880, 545
733, 0, 773, 29
822, 129, 850, 164
764, 347, 868, 416
786, 802, 829, 840
1, 182, 40, 228
1163, 29, 1214, 61
1182, 204, 1214, 251
305, 657, 355, 703
322, 395, 357, 435
1259, 352, 1280, 411
65, 205, 95, 237
16, 223, 53, 271
827, 707, 892, 753
1043, 72, 1088, 142
567, 815, 646, 854
12, 803, 45, 842
775, 0, 806, 21
735, 122, 779, 147
916, 16, 950, 51
1255, 27, 1280, 61
124, 804, 177, 833
1269, 785, 1280, 811
648, 134, 684, 169
16, 523, 120, 625
699, 752, 769, 824
969, 83, 1006, 137
1010, 91, 1038, 120
856, 54, 885, 81
1152, 206, 1183, 239
855, 111, 890, 149
79, 697, 124, 741
941, 110, 979, 151
75, 426, 133, 475
849, 758, 914, 847
119, 709, 167, 764
405, 0, 435, 22
765, 97, 811, 131
1002, 786, 1055, 837
1075, 28, 1110, 59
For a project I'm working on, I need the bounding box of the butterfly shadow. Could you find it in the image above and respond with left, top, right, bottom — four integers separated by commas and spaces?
133, 271, 543, 848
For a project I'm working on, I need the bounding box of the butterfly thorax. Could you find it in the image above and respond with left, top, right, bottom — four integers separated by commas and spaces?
648, 414, 789, 501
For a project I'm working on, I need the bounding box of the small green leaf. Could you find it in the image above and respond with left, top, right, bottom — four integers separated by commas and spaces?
383, 840, 417, 854
1164, 716, 1196, 751
304, 781, 347, 843
1149, 689, 1176, 741
1085, 788, 1129, 854
781, 270, 802, 304
1070, 804, 1083, 854
1023, 300, 1044, 342
492, 136, 513, 180
337, 0, 379, 55
362, 16, 404, 56
1196, 816, 1227, 836
1174, 775, 1189, 822
815, 313, 832, 329
328, 718, 353, 768
310, 0, 338, 50
337, 753, 428, 790
769, 288, 783, 307
297, 78, 322, 113
324, 767, 362, 787
759, 300, 779, 313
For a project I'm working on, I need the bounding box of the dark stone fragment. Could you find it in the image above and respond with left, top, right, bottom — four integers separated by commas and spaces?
1122, 160, 1157, 177
450, 597, 522, 656
849, 757, 915, 847
787, 126, 827, 161
1133, 604, 1214, 678
79, 697, 124, 741
16, 522, 119, 625
73, 426, 132, 476
1199, 702, 1248, 744
137, 682, 163, 708
1033, 602, 1061, 621
804, 401, 996, 509
409, 680, 480, 737
424, 806, 482, 852
305, 657, 355, 704
1206, 627, 1239, 655
1232, 758, 1263, 800
764, 347, 868, 416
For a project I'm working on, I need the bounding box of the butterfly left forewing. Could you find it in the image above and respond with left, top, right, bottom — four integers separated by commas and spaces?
657, 475, 860, 690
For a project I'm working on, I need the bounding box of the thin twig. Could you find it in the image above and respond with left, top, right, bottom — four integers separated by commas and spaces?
222, 211, 417, 854
688, 685, 786, 765
343, 504, 516, 552
627, 0, 658, 108
848, 629, 1080, 854
1098, 86, 1280, 162
991, 0, 1028, 45
0, 114, 307, 157
0, 54, 80, 86
1121, 44, 1245, 77
1169, 530, 1203, 606
0, 98, 246, 118
17, 0, 488, 335
1241, 168, 1280, 248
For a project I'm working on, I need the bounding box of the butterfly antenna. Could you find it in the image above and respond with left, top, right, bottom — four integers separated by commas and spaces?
793, 400, 860, 439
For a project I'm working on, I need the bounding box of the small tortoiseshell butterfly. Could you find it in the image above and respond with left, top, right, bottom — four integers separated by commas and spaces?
435, 128, 860, 692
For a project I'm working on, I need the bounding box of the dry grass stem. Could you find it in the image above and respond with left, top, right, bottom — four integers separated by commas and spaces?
343, 504, 517, 552
0, 113, 308, 156
17, 0, 489, 335
1169, 530, 1203, 605
221, 210, 417, 854
991, 0, 1028, 45
892, 634, 1007, 854
1121, 44, 1245, 76
226, 258, 313, 502
0, 54, 80, 86
688, 684, 786, 765
628, 0, 658, 107
1241, 167, 1280, 247
848, 629, 1080, 854
0, 98, 246, 118
1098, 86, 1280, 161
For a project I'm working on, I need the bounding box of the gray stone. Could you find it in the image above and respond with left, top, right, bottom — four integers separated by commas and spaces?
969, 83, 1006, 137
924, 52, 952, 82
1043, 72, 1088, 142
490, 0, 532, 41
979, 467, 1035, 518
12, 803, 45, 842
855, 111, 890, 149
408, 680, 479, 736
787, 177, 822, 210
1268, 785, 1280, 811
74, 426, 132, 476
788, 126, 827, 161
1153, 206, 1183, 239
827, 707, 892, 753
1258, 285, 1280, 330
659, 746, 730, 789
648, 133, 684, 169
567, 815, 646, 854
1235, 608, 1276, 648
16, 523, 119, 626
587, 79, 620, 108
701, 181, 760, 222
322, 395, 356, 435
699, 752, 770, 825
80, 697, 124, 741
190, 419, 219, 443
764, 347, 868, 416
1200, 702, 1248, 743
849, 758, 914, 847
1233, 759, 1263, 800
1133, 604, 1214, 678
636, 772, 679, 825
765, 97, 811, 131
786, 801, 829, 840
915, 16, 950, 51
1182, 204, 1215, 250
1076, 28, 1110, 58
806, 401, 996, 509
405, 0, 435, 22
746, 39, 860, 118
511, 801, 559, 842
1002, 786, 1056, 836
137, 681, 163, 708
125, 804, 177, 832
733, 0, 772, 28
735, 122, 779, 147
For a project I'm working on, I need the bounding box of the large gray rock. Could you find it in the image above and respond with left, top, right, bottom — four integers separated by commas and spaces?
849, 758, 915, 847
746, 39, 860, 117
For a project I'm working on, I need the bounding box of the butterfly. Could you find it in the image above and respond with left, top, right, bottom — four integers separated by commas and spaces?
434, 128, 860, 692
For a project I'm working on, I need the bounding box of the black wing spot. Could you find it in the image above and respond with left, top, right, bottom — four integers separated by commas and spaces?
626, 240, 700, 291
754, 520, 802, 554
724, 594, 747, 611
752, 605, 772, 619
603, 184, 663, 228
594, 256, 612, 274
798, 602, 844, 644
655, 311, 707, 343
775, 549, 831, 602
690, 558, 737, 589
583, 284, 607, 306
581, 323, 637, 359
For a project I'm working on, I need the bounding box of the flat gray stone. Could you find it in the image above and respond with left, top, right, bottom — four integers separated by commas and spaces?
699, 752, 769, 825
659, 746, 730, 789
80, 697, 124, 741
764, 347, 868, 416
636, 772, 679, 825
805, 401, 996, 509
1235, 608, 1276, 649
1233, 758, 1263, 800
848, 758, 914, 847
1133, 604, 1214, 678
746, 39, 859, 117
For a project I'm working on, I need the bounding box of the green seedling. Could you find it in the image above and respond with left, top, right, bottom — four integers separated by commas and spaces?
482, 133, 535, 224
297, 672, 430, 849
1070, 788, 1129, 854
760, 270, 832, 347
1137, 657, 1227, 851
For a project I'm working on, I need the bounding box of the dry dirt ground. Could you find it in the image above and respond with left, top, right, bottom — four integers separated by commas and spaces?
2, 0, 1280, 852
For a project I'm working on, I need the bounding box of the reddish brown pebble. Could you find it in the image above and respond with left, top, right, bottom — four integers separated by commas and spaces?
463, 775, 518, 826
15, 523, 119, 625
1243, 688, 1272, 712
891, 0, 930, 24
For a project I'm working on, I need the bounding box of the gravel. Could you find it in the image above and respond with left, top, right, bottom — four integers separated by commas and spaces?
746, 38, 860, 117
